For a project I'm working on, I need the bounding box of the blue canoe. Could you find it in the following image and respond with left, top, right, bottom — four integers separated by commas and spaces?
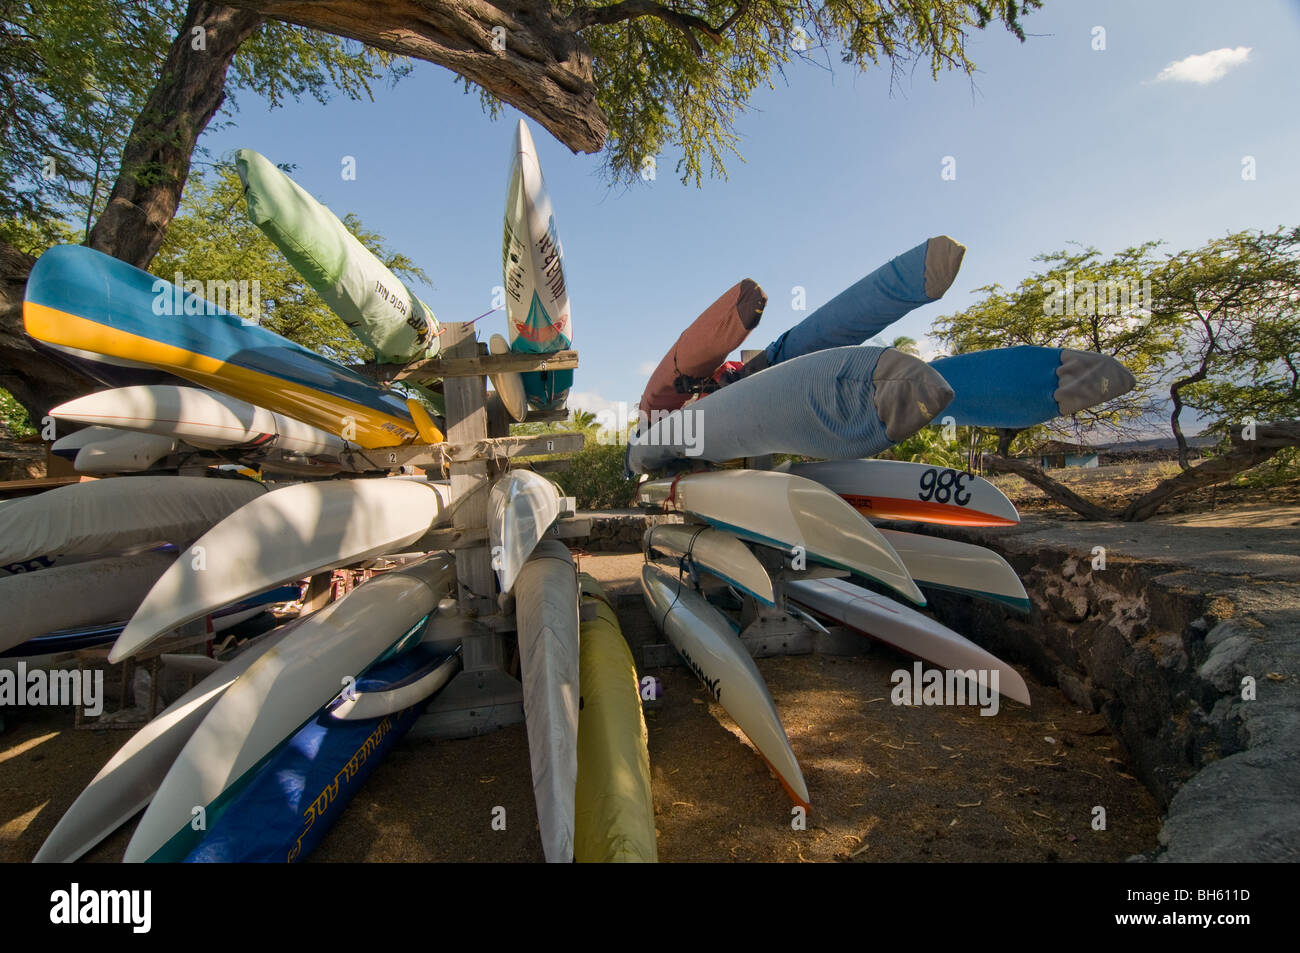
181, 642, 458, 863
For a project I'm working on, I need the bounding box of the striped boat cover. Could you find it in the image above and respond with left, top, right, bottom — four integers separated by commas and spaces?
627, 346, 953, 473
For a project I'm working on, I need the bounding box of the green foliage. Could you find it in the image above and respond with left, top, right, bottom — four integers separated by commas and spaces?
1153, 226, 1300, 427
932, 241, 1178, 438
890, 335, 920, 355
464, 0, 1040, 185
558, 440, 634, 509
0, 1, 409, 235
0, 386, 35, 437
876, 421, 1017, 469
509, 413, 635, 509
1230, 447, 1300, 489
151, 161, 429, 364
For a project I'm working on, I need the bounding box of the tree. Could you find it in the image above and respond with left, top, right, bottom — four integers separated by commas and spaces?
1150, 226, 1300, 468
2, 0, 1041, 420
932, 231, 1300, 520
220, 0, 1041, 183
0, 1, 410, 418
890, 335, 920, 356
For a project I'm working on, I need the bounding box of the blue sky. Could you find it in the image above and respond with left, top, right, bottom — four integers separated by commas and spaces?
201, 0, 1299, 419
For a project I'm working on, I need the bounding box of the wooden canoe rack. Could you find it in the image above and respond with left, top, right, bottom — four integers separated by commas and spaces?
394, 322, 587, 741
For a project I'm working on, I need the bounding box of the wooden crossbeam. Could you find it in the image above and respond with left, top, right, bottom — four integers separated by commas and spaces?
383, 431, 585, 469
355, 349, 579, 383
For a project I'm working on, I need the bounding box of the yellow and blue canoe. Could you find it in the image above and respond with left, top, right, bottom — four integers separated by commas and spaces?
24, 245, 433, 449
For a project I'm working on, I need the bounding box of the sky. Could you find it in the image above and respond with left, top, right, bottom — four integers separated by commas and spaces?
199, 0, 1300, 421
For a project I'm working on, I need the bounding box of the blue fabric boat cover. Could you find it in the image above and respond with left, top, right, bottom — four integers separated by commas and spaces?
627, 346, 953, 473
182, 643, 452, 863
763, 236, 964, 366
930, 346, 1137, 429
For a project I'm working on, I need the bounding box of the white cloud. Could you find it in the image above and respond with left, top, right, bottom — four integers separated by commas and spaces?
1155, 47, 1251, 85
567, 390, 634, 419
916, 335, 948, 363
636, 360, 658, 376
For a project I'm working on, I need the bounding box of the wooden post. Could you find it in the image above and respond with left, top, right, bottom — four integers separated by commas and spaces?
441, 323, 497, 616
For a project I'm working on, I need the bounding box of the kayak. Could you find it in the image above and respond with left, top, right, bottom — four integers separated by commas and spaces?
779, 458, 1020, 527
757, 235, 965, 369
639, 279, 766, 415
643, 521, 774, 605
641, 563, 809, 808
503, 120, 573, 410
637, 469, 923, 606
24, 244, 426, 448
930, 346, 1137, 428
513, 540, 581, 862
785, 576, 1030, 705
627, 346, 953, 473
574, 575, 657, 863
111, 479, 451, 661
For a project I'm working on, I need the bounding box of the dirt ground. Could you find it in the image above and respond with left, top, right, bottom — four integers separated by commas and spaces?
0, 550, 1162, 864
991, 459, 1300, 522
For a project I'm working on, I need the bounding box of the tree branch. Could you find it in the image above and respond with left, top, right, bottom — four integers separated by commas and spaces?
983, 454, 1115, 521
1118, 421, 1299, 522
224, 0, 606, 153
567, 1, 749, 57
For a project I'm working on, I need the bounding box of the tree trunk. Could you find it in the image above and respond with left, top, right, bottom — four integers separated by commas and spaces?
88, 3, 264, 267
223, 0, 605, 154
0, 3, 262, 423
983, 454, 1115, 521
1118, 421, 1300, 521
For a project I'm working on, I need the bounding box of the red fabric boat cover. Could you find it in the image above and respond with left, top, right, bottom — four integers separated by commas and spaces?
639, 279, 766, 415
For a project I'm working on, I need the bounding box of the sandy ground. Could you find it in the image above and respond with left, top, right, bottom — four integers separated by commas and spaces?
0, 550, 1161, 863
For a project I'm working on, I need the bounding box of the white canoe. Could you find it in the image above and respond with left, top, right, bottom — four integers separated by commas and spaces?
73, 430, 180, 473
513, 540, 580, 863
637, 469, 922, 606
33, 625, 294, 863
785, 577, 1030, 704
876, 528, 1030, 612
643, 522, 774, 605
124, 555, 456, 862
780, 458, 1020, 527
489, 469, 562, 593
50, 425, 121, 459
51, 385, 348, 457
330, 650, 461, 721
488, 334, 528, 422
0, 475, 264, 571
111, 478, 451, 662
0, 552, 173, 654
641, 563, 808, 806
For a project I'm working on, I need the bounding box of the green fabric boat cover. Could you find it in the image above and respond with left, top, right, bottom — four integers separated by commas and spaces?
236, 148, 440, 365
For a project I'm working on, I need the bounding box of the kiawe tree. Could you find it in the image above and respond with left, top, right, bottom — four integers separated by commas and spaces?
932, 228, 1300, 521
1, 0, 1042, 421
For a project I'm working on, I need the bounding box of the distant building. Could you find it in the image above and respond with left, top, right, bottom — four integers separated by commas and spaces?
1028, 440, 1099, 470
1017, 434, 1218, 469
